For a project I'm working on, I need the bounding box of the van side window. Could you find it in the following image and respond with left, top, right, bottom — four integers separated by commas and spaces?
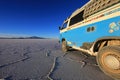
70, 10, 84, 26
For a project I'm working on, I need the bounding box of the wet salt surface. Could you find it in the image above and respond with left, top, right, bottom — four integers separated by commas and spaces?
0, 39, 113, 80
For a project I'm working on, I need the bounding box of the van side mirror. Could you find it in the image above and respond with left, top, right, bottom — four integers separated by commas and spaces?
59, 26, 61, 30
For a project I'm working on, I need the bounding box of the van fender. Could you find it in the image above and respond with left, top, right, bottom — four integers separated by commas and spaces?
90, 36, 120, 55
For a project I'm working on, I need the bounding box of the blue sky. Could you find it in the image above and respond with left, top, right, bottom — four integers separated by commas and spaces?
0, 0, 89, 38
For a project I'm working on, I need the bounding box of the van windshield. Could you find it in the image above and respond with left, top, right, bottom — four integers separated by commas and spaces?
62, 21, 68, 29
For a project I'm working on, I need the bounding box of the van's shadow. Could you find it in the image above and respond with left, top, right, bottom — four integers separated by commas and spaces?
65, 48, 98, 67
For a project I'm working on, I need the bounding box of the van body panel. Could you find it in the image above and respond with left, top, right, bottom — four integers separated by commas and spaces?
60, 15, 120, 47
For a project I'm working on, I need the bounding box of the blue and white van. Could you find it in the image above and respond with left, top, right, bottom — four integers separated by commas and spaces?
59, 0, 120, 79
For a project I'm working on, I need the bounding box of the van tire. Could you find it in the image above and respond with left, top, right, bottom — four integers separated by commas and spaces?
62, 40, 69, 52
96, 46, 120, 80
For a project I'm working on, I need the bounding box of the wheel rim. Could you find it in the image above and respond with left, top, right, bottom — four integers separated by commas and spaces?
62, 43, 65, 50
62, 41, 67, 51
104, 54, 120, 70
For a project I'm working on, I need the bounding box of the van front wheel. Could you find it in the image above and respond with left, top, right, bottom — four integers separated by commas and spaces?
97, 46, 120, 80
62, 41, 69, 52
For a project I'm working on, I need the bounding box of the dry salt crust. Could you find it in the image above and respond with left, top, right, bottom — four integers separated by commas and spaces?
0, 39, 114, 80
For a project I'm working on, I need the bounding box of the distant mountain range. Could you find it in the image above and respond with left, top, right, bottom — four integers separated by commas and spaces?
0, 36, 46, 39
